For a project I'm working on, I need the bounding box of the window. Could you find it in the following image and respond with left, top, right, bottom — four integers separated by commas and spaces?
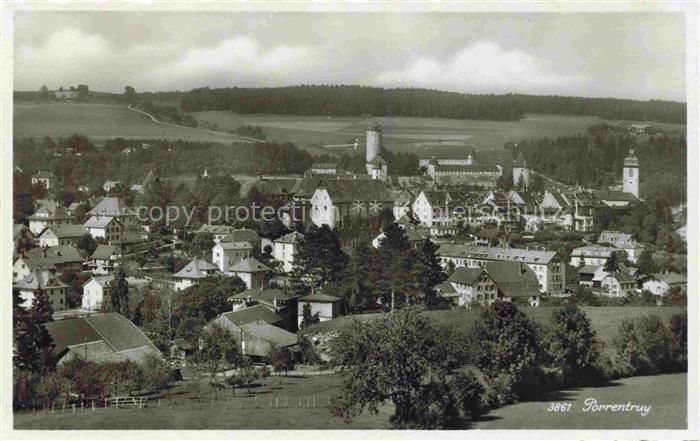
628, 169, 634, 178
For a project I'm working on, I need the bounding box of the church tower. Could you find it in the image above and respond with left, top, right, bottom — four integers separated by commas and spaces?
512, 152, 530, 188
623, 149, 640, 199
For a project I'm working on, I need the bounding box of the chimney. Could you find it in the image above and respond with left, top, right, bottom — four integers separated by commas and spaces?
519, 262, 526, 276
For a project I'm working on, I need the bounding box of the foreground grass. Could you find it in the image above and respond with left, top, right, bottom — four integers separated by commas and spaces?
474, 373, 687, 430
14, 372, 686, 430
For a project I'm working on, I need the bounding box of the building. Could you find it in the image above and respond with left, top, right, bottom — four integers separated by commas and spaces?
38, 224, 87, 248
229, 287, 302, 331
102, 180, 121, 193
31, 171, 57, 190
27, 202, 73, 236
372, 227, 426, 249
13, 245, 83, 282
222, 229, 261, 249
228, 257, 271, 289
437, 244, 564, 295
598, 270, 637, 297
411, 189, 459, 232
628, 124, 651, 135
13, 269, 68, 311
391, 188, 415, 220
444, 267, 498, 307
204, 306, 297, 359
212, 241, 254, 273
309, 179, 393, 228
594, 190, 640, 208
622, 149, 640, 199
87, 244, 121, 274
365, 122, 388, 180
485, 261, 542, 307
172, 258, 220, 291
641, 272, 687, 296
512, 153, 530, 188
88, 197, 139, 228
196, 224, 235, 242
44, 313, 161, 366
577, 265, 601, 287
569, 245, 619, 267
84, 215, 123, 243
310, 163, 338, 174
53, 89, 77, 99
597, 230, 645, 263
273, 231, 304, 273
297, 292, 342, 326
81, 275, 114, 311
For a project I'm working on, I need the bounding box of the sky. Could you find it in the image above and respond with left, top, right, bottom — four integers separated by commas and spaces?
13, 11, 687, 102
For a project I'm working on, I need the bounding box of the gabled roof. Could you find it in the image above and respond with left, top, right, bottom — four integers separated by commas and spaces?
299, 292, 342, 303
435, 281, 457, 295
229, 257, 270, 273
597, 230, 641, 249
649, 272, 687, 284
448, 267, 485, 286
25, 245, 82, 265
13, 269, 68, 290
311, 163, 337, 169
594, 190, 640, 203
513, 152, 527, 167
82, 274, 115, 288
577, 265, 602, 275
419, 190, 454, 207
241, 322, 297, 348
484, 261, 540, 297
222, 229, 260, 244
90, 244, 119, 260
43, 224, 87, 239
84, 215, 121, 229
27, 203, 72, 221
216, 241, 254, 251
275, 231, 305, 244
88, 197, 136, 217
316, 179, 393, 204
368, 155, 387, 166
605, 270, 636, 284
220, 304, 284, 326
173, 258, 219, 279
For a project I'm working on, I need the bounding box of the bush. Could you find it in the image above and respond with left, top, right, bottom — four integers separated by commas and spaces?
669, 313, 687, 370
611, 315, 674, 376
451, 372, 488, 420
37, 372, 72, 406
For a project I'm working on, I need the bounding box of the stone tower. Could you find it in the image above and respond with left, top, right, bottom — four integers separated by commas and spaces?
366, 121, 382, 163
623, 149, 640, 199
512, 152, 530, 188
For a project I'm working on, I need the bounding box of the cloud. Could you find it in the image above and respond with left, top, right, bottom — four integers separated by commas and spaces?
373, 41, 586, 95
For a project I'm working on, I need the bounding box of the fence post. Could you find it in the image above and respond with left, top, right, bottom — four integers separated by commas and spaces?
62, 402, 66, 413
158, 398, 161, 408
72, 404, 76, 414
51, 401, 55, 413
81, 401, 84, 412
299, 397, 301, 408
92, 400, 95, 411
254, 396, 258, 408
313, 396, 316, 408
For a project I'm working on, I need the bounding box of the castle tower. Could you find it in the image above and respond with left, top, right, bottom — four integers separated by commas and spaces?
512, 152, 530, 188
466, 147, 476, 166
623, 149, 640, 199
366, 121, 382, 163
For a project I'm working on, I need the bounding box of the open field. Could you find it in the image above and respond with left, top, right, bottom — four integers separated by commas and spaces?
13, 102, 251, 144
304, 306, 685, 355
13, 371, 686, 430
474, 373, 687, 430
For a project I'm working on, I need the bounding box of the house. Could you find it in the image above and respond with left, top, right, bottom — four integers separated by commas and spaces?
81, 275, 114, 311
598, 270, 637, 297
31, 171, 57, 190
437, 244, 564, 295
412, 189, 455, 229
641, 272, 687, 296
13, 245, 83, 282
229, 287, 302, 331
310, 163, 338, 174
484, 261, 542, 307
38, 224, 87, 247
212, 241, 254, 273
44, 313, 161, 366
13, 269, 68, 311
597, 230, 645, 263
172, 258, 220, 291
372, 227, 426, 249
27, 202, 73, 236
273, 231, 304, 273
569, 245, 619, 267
13, 224, 33, 253
309, 179, 393, 229
594, 190, 640, 208
66, 202, 82, 216
197, 224, 235, 242
577, 265, 601, 287
53, 89, 77, 99
229, 257, 271, 290
537, 190, 602, 232
297, 292, 342, 326
222, 229, 261, 249
103, 180, 121, 193
444, 267, 498, 307
392, 188, 415, 221
87, 244, 121, 274
84, 215, 123, 243
88, 197, 138, 228
204, 306, 297, 359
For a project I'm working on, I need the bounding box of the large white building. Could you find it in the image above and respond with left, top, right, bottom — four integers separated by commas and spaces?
212, 241, 254, 274
309, 179, 393, 228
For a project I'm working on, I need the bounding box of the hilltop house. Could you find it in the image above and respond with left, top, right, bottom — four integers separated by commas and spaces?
273, 231, 304, 273
13, 269, 68, 311
38, 224, 87, 248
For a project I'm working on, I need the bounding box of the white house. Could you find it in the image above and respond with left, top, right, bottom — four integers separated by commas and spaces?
13, 269, 68, 311
273, 231, 304, 273
597, 270, 637, 297
38, 224, 87, 248
31, 171, 57, 190
309, 179, 393, 229
310, 163, 337, 174
597, 230, 644, 264
445, 267, 498, 307
88, 244, 121, 274
641, 272, 687, 296
27, 202, 73, 236
569, 245, 619, 267
297, 292, 342, 326
81, 275, 114, 311
172, 258, 220, 291
229, 257, 271, 290
84, 216, 123, 243
212, 241, 254, 273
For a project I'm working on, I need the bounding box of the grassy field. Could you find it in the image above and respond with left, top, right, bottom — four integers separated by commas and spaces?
13, 371, 686, 430
13, 102, 249, 144
473, 373, 687, 430
304, 306, 685, 355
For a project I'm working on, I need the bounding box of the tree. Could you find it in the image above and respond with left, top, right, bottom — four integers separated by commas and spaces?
612, 315, 674, 376
124, 86, 137, 104
636, 248, 657, 274
603, 251, 621, 272
37, 372, 71, 406
375, 223, 418, 308
330, 306, 462, 429
669, 313, 687, 370
544, 302, 604, 386
472, 301, 543, 405
77, 233, 98, 258
39, 85, 51, 102
76, 84, 89, 101
450, 372, 487, 420
196, 324, 239, 388
337, 240, 376, 312
269, 345, 295, 376
110, 269, 130, 317
414, 238, 446, 308
289, 225, 348, 295
191, 232, 214, 255
14, 292, 55, 374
